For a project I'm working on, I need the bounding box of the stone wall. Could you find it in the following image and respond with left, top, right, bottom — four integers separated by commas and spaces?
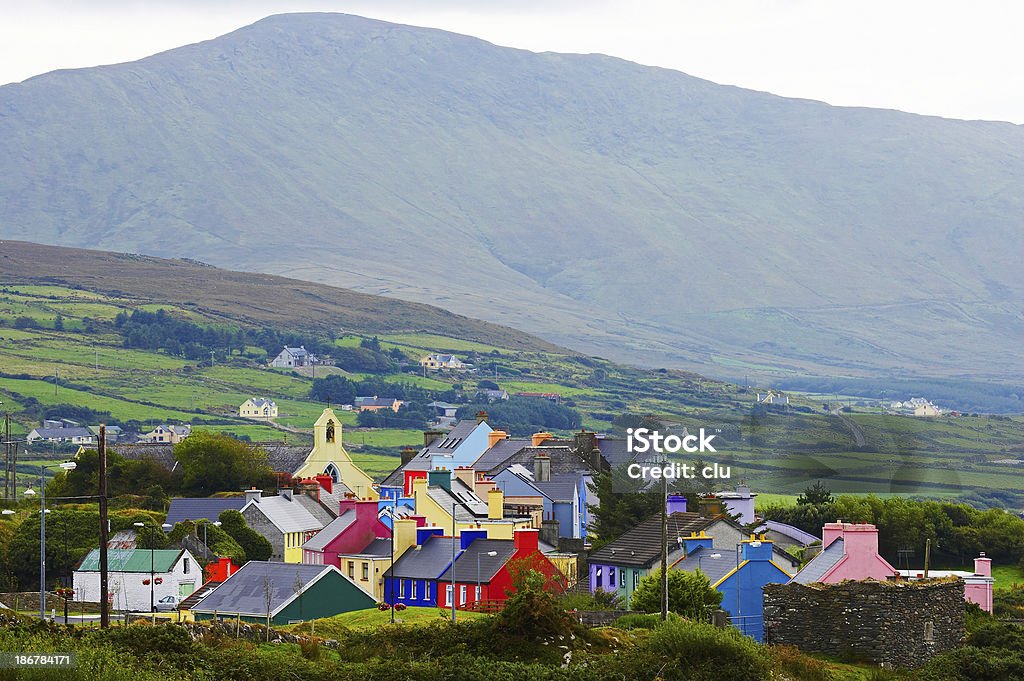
242, 506, 284, 561
763, 579, 965, 668
573, 609, 632, 627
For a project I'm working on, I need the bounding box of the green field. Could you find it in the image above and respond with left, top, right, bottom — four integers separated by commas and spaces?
282, 606, 487, 636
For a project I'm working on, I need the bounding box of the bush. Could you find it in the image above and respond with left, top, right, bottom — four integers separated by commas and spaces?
629, 568, 722, 621
917, 645, 1024, 681
559, 589, 623, 611
612, 612, 677, 630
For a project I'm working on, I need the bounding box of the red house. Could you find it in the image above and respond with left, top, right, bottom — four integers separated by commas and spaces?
204, 556, 240, 583
302, 497, 392, 566
437, 528, 564, 611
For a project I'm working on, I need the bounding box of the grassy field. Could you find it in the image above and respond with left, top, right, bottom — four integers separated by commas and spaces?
282, 606, 488, 636
991, 564, 1024, 590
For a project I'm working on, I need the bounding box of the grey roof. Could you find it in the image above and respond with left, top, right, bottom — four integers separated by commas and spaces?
295, 493, 336, 525
439, 539, 516, 583
178, 581, 221, 611
30, 426, 94, 440
790, 539, 846, 585
283, 346, 309, 357
356, 396, 400, 407
381, 419, 486, 486
165, 497, 246, 527
301, 510, 356, 552
385, 536, 456, 580
590, 512, 719, 567
257, 443, 312, 475
533, 474, 579, 502
246, 398, 276, 408
103, 444, 177, 471
316, 484, 353, 515
593, 437, 632, 467
353, 538, 393, 557
242, 494, 323, 534
671, 546, 736, 585
471, 438, 532, 472
427, 486, 478, 522
487, 446, 594, 477
758, 521, 820, 546
190, 561, 335, 616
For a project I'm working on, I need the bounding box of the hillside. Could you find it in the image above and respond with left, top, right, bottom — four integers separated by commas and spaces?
1, 248, 1023, 507
1, 13, 1022, 384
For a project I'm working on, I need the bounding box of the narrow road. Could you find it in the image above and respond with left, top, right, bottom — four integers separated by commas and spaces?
833, 410, 867, 448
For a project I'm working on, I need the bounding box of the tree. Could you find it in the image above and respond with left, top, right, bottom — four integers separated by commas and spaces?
630, 568, 722, 621
53, 314, 64, 331
174, 432, 275, 496
309, 375, 356, 405
796, 480, 834, 505
218, 510, 272, 563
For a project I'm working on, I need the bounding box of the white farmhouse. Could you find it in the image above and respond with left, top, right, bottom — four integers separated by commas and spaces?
239, 398, 278, 420
74, 548, 199, 612
271, 346, 317, 368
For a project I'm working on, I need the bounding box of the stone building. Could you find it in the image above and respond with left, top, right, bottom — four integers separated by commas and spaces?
763, 579, 965, 668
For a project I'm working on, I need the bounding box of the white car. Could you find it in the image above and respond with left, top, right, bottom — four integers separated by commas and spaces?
154, 595, 179, 612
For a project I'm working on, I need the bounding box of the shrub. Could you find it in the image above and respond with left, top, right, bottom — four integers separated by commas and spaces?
611, 612, 677, 630
917, 645, 1024, 681
629, 568, 722, 621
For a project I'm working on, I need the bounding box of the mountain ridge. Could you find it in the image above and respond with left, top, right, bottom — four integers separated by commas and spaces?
2, 12, 1022, 382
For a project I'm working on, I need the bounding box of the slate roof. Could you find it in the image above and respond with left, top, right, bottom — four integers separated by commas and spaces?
438, 539, 517, 583
78, 548, 184, 573
351, 538, 393, 557
257, 443, 313, 475
671, 546, 737, 585
356, 396, 400, 408
385, 536, 456, 580
283, 347, 310, 357
165, 498, 246, 527
592, 437, 632, 467
758, 520, 820, 546
790, 539, 845, 584
589, 512, 719, 567
382, 420, 486, 486
301, 510, 356, 552
427, 486, 478, 522
245, 398, 276, 408
487, 446, 595, 477
30, 426, 95, 440
471, 438, 532, 473
295, 493, 336, 525
102, 444, 178, 472
242, 495, 323, 534
190, 561, 335, 616
533, 475, 579, 502
178, 581, 221, 611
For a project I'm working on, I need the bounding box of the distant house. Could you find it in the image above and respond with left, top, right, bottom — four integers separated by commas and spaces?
74, 548, 199, 612
87, 425, 122, 442
240, 488, 325, 563
426, 401, 459, 427
355, 396, 403, 413
270, 346, 317, 368
477, 389, 509, 402
26, 422, 96, 445
514, 392, 561, 404
139, 424, 191, 444
189, 561, 376, 625
239, 398, 278, 420
419, 354, 471, 371
756, 391, 789, 405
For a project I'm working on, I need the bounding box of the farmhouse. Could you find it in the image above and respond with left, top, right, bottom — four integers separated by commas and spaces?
239, 398, 278, 420
74, 548, 199, 612
270, 346, 317, 368
419, 353, 471, 371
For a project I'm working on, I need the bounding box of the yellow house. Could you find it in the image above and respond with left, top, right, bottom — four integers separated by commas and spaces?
239, 398, 278, 420
409, 476, 531, 539
292, 408, 378, 500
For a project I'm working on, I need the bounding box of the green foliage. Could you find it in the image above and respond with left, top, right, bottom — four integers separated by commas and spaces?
48, 447, 176, 499
168, 519, 247, 565
456, 397, 581, 436
612, 612, 678, 630
559, 588, 623, 611
796, 480, 833, 505
917, 645, 1024, 681
629, 568, 722, 621
174, 431, 275, 495
218, 509, 272, 562
494, 566, 580, 643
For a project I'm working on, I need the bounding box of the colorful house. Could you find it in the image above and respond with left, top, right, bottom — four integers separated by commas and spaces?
74, 548, 199, 613
789, 522, 899, 585
240, 489, 325, 563
301, 497, 391, 567
419, 354, 469, 370
492, 460, 586, 539
355, 396, 404, 412
380, 417, 494, 494
672, 533, 793, 641
897, 554, 995, 613
190, 561, 375, 625
291, 408, 378, 499
239, 398, 278, 420
383, 526, 452, 608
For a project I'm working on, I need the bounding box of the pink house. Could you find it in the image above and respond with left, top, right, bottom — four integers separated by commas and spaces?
301, 498, 392, 566
790, 522, 898, 585
898, 554, 994, 614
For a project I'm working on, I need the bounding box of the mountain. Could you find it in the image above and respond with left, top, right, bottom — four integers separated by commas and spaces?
1, 12, 1022, 383
0, 240, 560, 352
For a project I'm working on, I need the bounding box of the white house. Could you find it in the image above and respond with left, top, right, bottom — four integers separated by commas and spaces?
26, 425, 96, 445
74, 548, 199, 612
239, 398, 278, 420
139, 424, 192, 444
419, 353, 471, 371
271, 346, 317, 368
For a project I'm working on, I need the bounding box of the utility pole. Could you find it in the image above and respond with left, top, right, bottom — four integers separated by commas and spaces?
54, 368, 59, 398
924, 538, 932, 579
661, 470, 669, 621
451, 503, 457, 624
3, 409, 9, 500
210, 351, 215, 368
98, 425, 109, 629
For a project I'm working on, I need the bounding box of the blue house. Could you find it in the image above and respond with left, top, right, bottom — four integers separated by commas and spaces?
380, 418, 494, 497
383, 528, 492, 608
672, 533, 793, 641
492, 463, 587, 539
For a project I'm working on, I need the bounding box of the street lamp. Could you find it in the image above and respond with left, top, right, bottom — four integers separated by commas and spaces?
35, 461, 76, 620
697, 552, 721, 575
476, 550, 498, 605
202, 520, 221, 555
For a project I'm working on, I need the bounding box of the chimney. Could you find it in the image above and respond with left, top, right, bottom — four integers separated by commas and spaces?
401, 447, 418, 465
428, 468, 452, 491
573, 430, 596, 454
474, 478, 496, 498
393, 518, 419, 558
682, 530, 713, 555
314, 474, 333, 495
404, 470, 427, 497
296, 478, 320, 501
460, 528, 487, 550
279, 488, 293, 502
488, 430, 509, 449
244, 488, 262, 504
423, 430, 443, 448
513, 528, 539, 553
974, 553, 992, 577
488, 488, 504, 520
840, 522, 880, 557
452, 466, 476, 491
740, 534, 773, 562
666, 494, 687, 515
416, 526, 444, 546
540, 516, 560, 547
338, 496, 357, 516
355, 499, 378, 522
475, 410, 489, 425
822, 521, 844, 548
532, 432, 553, 447
533, 452, 551, 482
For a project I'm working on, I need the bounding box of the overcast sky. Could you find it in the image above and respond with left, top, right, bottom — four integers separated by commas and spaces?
2, 1, 1022, 124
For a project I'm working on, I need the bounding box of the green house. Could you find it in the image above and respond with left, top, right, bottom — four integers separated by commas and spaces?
190, 560, 376, 625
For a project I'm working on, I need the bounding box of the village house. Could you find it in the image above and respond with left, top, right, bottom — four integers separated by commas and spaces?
164, 497, 247, 527
189, 561, 375, 625
355, 396, 403, 412
240, 488, 325, 563
74, 548, 199, 612
380, 416, 495, 495
139, 424, 191, 444
238, 398, 278, 420
300, 497, 391, 568
290, 408, 378, 498
419, 353, 471, 371
897, 554, 995, 613
270, 345, 317, 368
26, 418, 96, 445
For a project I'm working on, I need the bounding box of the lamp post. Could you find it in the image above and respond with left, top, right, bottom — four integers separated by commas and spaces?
29, 461, 76, 620
202, 520, 221, 556
476, 550, 497, 606
135, 522, 171, 621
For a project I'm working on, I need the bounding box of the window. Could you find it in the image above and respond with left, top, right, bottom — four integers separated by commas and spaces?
475, 585, 481, 602
446, 584, 453, 606
425, 583, 431, 601
459, 585, 467, 606
633, 570, 640, 589
411, 581, 417, 600
609, 567, 615, 586
619, 569, 625, 588
348, 562, 355, 579
183, 558, 190, 574
399, 580, 406, 598
362, 563, 369, 580
596, 567, 603, 582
